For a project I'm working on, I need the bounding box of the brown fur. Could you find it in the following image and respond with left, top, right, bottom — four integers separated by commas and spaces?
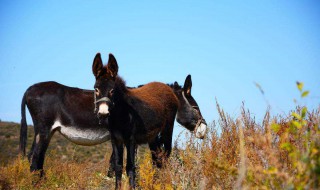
112, 78, 179, 144
129, 82, 179, 121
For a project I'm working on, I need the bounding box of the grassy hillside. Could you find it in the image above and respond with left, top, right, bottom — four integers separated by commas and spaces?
0, 84, 319, 189
0, 121, 116, 189
0, 122, 112, 165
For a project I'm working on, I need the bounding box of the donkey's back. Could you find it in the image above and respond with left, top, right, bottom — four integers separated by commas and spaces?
129, 82, 179, 114
24, 82, 95, 125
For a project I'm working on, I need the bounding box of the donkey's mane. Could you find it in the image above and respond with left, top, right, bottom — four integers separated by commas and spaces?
113, 76, 145, 110
114, 76, 128, 98
167, 82, 182, 91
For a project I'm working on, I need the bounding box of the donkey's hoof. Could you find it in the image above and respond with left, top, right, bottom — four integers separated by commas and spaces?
107, 170, 115, 178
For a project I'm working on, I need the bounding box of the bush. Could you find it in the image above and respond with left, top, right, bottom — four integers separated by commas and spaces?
136, 82, 320, 189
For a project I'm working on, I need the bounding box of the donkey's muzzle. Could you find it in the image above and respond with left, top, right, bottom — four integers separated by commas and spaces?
195, 120, 207, 139
97, 102, 110, 117
95, 96, 113, 118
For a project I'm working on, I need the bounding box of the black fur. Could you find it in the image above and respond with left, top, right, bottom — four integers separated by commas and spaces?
20, 91, 28, 156
20, 81, 111, 177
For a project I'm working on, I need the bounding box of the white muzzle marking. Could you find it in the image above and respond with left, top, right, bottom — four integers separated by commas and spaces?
98, 102, 109, 115
195, 123, 207, 139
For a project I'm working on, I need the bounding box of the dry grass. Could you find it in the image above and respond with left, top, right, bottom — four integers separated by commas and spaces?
136, 102, 320, 190
0, 155, 113, 189
0, 122, 115, 189
0, 102, 319, 189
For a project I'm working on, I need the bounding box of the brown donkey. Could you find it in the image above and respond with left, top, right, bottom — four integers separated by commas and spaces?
92, 53, 207, 189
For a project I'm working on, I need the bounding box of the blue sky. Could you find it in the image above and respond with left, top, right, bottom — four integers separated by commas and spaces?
0, 1, 319, 139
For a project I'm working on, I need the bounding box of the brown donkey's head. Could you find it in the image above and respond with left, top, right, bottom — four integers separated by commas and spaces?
173, 75, 207, 139
92, 53, 118, 119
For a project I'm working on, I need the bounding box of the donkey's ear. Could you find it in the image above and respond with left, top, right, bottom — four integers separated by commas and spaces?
183, 74, 192, 95
92, 53, 103, 78
106, 53, 118, 78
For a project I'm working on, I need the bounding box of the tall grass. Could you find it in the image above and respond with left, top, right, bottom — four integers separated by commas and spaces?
137, 83, 319, 189
136, 103, 319, 189
0, 151, 114, 189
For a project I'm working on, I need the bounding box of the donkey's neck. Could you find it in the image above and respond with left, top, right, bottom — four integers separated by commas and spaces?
113, 77, 128, 102
113, 77, 141, 108
113, 77, 146, 116
111, 77, 143, 129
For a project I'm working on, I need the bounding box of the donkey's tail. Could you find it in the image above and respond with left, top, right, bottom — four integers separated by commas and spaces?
19, 91, 28, 156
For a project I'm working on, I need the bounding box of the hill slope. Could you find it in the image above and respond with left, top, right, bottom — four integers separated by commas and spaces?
0, 121, 112, 165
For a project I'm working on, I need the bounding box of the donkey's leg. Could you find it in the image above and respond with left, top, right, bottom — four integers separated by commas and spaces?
27, 135, 37, 162
107, 150, 115, 178
30, 128, 52, 177
162, 121, 175, 159
125, 137, 136, 188
112, 138, 124, 189
107, 145, 138, 178
148, 137, 162, 168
